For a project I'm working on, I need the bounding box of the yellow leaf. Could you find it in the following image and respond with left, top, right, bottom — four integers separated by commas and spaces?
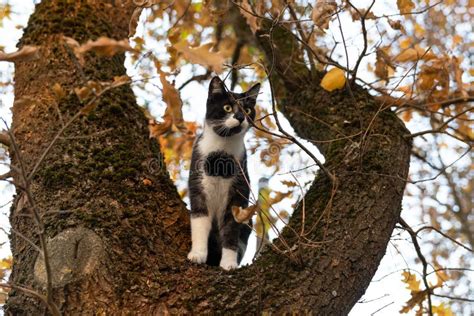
320, 68, 346, 92
434, 264, 449, 287
414, 23, 425, 36
0, 4, 11, 25
402, 271, 421, 292
0, 257, 12, 270
433, 303, 454, 316
399, 38, 412, 49
173, 40, 225, 73
397, 0, 415, 13
452, 34, 462, 47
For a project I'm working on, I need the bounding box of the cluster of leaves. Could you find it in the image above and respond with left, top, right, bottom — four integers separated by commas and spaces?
401, 269, 453, 315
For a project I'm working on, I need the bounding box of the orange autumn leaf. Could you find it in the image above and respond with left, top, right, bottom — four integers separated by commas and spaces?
173, 40, 225, 73
78, 37, 134, 58
320, 68, 346, 91
397, 0, 415, 13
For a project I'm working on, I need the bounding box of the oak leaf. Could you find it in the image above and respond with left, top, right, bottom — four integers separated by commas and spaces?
239, 0, 260, 33
395, 47, 436, 63
397, 0, 415, 13
433, 303, 454, 316
173, 40, 224, 73
78, 37, 133, 58
232, 205, 258, 224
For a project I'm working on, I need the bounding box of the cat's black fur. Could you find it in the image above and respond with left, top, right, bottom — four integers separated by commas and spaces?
188, 76, 260, 269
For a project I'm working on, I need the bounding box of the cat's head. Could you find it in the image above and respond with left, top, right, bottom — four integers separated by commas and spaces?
205, 76, 260, 137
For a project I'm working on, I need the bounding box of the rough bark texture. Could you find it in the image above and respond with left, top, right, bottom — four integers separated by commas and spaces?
6, 1, 411, 315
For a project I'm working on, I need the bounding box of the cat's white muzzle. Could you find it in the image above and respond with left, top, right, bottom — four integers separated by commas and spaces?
224, 117, 242, 129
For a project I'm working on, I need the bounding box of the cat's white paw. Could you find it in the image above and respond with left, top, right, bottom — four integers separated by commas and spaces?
187, 249, 207, 264
220, 248, 238, 270
220, 260, 238, 271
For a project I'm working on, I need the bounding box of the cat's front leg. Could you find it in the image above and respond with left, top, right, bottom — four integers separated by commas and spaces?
219, 211, 241, 270
188, 215, 211, 263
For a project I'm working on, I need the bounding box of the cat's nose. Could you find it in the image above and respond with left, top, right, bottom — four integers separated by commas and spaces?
234, 112, 245, 123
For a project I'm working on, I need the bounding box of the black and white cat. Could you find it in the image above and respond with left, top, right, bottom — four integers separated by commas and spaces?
188, 76, 260, 270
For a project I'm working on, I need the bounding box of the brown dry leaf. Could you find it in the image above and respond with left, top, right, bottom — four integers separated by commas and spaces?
78, 37, 133, 58
149, 118, 173, 138
388, 19, 405, 33
74, 86, 92, 102
402, 110, 413, 122
397, 0, 415, 13
400, 290, 427, 314
174, 40, 224, 73
0, 45, 40, 63
350, 8, 377, 21
320, 67, 346, 91
159, 71, 185, 130
239, 0, 259, 33
232, 205, 258, 224
142, 178, 152, 186
281, 180, 297, 188
395, 47, 435, 63
311, 0, 337, 30
112, 75, 130, 87
374, 48, 394, 81
52, 83, 66, 100
270, 191, 292, 205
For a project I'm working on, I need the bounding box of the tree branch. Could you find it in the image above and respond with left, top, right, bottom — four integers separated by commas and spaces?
0, 131, 10, 147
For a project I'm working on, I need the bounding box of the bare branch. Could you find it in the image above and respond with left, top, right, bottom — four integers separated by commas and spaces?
0, 171, 11, 181
399, 217, 433, 316
347, 0, 375, 85
0, 131, 10, 147
3, 124, 60, 316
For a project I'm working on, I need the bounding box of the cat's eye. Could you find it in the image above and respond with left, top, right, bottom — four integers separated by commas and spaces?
223, 104, 233, 112
245, 108, 252, 115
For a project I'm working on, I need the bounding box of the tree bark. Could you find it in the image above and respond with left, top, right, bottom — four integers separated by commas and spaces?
6, 1, 411, 315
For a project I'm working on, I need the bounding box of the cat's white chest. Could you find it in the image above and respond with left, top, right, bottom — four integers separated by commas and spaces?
201, 176, 233, 221
198, 125, 245, 221
198, 124, 245, 158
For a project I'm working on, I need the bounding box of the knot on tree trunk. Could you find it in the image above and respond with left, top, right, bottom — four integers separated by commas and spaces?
34, 227, 104, 288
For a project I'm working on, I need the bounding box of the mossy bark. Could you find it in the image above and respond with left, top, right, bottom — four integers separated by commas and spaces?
6, 1, 411, 315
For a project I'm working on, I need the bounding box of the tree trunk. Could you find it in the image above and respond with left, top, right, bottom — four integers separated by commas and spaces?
6, 1, 411, 315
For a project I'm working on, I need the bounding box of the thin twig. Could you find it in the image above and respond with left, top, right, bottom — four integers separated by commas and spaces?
399, 217, 433, 316
347, 0, 376, 85
0, 131, 10, 147
3, 122, 60, 316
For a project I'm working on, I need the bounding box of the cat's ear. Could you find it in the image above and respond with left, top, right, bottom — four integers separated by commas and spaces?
209, 76, 226, 95
245, 83, 261, 103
